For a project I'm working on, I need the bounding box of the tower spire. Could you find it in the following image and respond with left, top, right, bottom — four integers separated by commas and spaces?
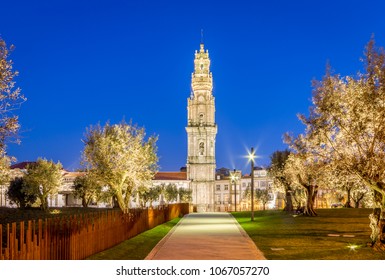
200, 29, 204, 45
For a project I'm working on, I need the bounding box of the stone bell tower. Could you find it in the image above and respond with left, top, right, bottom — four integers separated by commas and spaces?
186, 43, 217, 212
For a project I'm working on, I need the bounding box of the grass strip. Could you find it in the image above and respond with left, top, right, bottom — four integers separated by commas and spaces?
232, 209, 385, 260
87, 217, 181, 260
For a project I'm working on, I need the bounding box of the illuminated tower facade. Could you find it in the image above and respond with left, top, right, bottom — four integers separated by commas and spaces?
186, 43, 217, 212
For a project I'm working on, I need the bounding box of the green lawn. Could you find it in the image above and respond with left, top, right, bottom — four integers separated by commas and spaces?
232, 208, 385, 260
87, 217, 181, 260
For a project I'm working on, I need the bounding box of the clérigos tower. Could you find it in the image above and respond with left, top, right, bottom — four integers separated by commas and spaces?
186, 43, 217, 212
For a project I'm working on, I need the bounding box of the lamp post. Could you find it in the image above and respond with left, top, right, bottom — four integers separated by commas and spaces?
230, 169, 239, 212
248, 147, 256, 221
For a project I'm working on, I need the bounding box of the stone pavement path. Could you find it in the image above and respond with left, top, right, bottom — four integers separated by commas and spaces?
145, 212, 266, 260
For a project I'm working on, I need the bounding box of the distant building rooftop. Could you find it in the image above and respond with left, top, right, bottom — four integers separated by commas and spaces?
153, 172, 187, 181
10, 161, 36, 170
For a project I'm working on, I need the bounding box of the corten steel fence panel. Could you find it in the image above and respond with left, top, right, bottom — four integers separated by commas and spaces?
0, 203, 189, 260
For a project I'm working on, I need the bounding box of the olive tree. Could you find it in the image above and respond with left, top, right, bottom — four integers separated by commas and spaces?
178, 188, 192, 203
0, 38, 25, 152
289, 38, 385, 249
255, 188, 271, 210
132, 185, 160, 208
82, 121, 158, 212
7, 177, 37, 208
268, 150, 294, 211
73, 172, 102, 207
23, 158, 63, 211
0, 38, 26, 185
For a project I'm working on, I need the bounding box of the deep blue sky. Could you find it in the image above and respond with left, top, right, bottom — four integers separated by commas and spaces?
1, 0, 385, 173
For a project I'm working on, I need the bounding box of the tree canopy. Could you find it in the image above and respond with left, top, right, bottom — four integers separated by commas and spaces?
7, 177, 37, 208
0, 38, 26, 185
82, 120, 158, 212
23, 158, 63, 211
285, 37, 385, 249
268, 150, 294, 211
73, 172, 103, 208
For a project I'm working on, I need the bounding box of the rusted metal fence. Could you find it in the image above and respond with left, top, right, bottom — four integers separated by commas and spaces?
0, 203, 189, 260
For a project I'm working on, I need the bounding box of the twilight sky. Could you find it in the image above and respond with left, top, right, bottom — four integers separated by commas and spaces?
1, 0, 385, 173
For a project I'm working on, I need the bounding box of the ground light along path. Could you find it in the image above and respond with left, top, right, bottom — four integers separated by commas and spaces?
145, 212, 266, 260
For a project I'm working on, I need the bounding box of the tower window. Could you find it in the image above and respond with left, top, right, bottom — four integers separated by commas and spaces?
199, 142, 204, 155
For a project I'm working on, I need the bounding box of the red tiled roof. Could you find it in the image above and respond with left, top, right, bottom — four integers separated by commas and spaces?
153, 172, 187, 181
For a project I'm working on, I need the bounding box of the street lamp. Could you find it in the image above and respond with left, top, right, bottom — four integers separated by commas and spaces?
248, 147, 256, 221
230, 169, 239, 212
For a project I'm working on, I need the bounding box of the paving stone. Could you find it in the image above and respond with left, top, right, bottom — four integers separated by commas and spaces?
146, 212, 266, 260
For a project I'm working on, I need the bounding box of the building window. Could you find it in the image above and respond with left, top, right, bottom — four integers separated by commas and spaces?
224, 185, 229, 191
216, 185, 221, 191
199, 142, 204, 155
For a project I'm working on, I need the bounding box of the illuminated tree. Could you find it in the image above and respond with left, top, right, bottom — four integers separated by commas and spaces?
282, 152, 323, 216
23, 158, 63, 211
0, 38, 26, 185
82, 121, 158, 212
0, 155, 11, 186
73, 172, 102, 207
0, 38, 25, 152
132, 185, 160, 208
255, 188, 271, 210
178, 188, 192, 203
291, 38, 385, 249
268, 150, 294, 211
163, 184, 178, 203
351, 186, 369, 208
329, 169, 370, 208
243, 186, 254, 204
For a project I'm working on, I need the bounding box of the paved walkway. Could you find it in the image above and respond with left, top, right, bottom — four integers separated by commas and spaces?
145, 212, 266, 260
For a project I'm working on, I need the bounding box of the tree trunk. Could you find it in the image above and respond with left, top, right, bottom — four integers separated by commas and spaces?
352, 192, 365, 208
369, 208, 385, 251
40, 195, 48, 212
81, 195, 88, 208
353, 200, 359, 208
344, 187, 352, 208
115, 189, 128, 212
20, 201, 26, 209
284, 188, 294, 212
303, 185, 318, 216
